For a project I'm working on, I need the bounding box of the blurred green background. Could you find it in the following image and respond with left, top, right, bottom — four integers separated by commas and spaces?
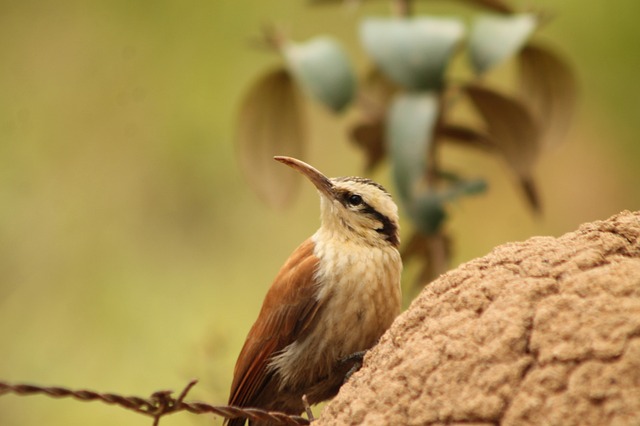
0, 1, 638, 425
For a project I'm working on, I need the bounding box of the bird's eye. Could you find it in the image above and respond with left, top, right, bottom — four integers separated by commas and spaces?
348, 194, 363, 206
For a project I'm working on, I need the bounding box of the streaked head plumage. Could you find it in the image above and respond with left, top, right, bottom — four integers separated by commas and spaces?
274, 156, 399, 247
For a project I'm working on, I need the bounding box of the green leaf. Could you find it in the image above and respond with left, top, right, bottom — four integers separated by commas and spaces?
360, 17, 464, 90
408, 192, 447, 235
283, 36, 356, 112
469, 13, 537, 75
236, 68, 307, 208
407, 177, 487, 235
386, 92, 440, 200
441, 177, 488, 199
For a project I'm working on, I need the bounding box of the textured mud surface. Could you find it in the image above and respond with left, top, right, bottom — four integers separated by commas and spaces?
317, 210, 640, 426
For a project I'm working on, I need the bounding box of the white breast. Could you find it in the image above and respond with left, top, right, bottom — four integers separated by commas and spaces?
270, 231, 402, 390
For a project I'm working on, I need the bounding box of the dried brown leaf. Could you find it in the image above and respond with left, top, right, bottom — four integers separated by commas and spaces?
402, 231, 452, 292
358, 66, 399, 119
465, 83, 542, 212
236, 68, 307, 208
465, 83, 540, 177
401, 231, 428, 261
438, 124, 496, 152
451, 0, 514, 14
350, 119, 386, 171
519, 43, 578, 150
349, 67, 398, 171
520, 175, 542, 213
309, 0, 514, 14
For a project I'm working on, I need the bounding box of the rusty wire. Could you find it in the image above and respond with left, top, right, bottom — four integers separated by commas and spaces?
0, 379, 310, 426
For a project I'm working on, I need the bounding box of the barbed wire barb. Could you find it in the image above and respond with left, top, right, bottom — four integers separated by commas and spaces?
0, 380, 310, 425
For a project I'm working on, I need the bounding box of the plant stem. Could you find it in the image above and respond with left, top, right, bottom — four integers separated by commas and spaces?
391, 0, 413, 17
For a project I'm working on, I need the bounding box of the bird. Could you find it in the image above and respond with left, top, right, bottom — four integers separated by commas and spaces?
226, 156, 402, 426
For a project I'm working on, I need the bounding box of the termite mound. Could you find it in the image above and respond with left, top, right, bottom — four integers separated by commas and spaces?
318, 210, 640, 426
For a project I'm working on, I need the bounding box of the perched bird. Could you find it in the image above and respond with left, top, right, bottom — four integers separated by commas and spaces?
226, 156, 402, 425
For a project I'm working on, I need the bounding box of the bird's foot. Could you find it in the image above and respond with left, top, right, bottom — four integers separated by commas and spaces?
338, 350, 368, 383
302, 394, 315, 422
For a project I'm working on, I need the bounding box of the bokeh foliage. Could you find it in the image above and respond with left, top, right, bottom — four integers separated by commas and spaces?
236, 0, 577, 286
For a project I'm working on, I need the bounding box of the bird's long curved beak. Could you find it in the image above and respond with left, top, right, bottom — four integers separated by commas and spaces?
274, 156, 334, 199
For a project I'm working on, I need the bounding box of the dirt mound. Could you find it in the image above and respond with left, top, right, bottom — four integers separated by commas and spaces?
317, 210, 640, 426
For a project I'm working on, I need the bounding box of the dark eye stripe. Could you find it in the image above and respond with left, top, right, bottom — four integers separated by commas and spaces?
361, 202, 399, 247
333, 185, 399, 247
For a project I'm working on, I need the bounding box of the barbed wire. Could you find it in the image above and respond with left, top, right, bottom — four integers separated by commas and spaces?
0, 379, 310, 426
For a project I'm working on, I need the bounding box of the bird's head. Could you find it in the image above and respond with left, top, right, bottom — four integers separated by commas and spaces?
275, 156, 399, 248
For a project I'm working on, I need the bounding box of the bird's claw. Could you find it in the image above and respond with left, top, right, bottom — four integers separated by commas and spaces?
338, 350, 368, 383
